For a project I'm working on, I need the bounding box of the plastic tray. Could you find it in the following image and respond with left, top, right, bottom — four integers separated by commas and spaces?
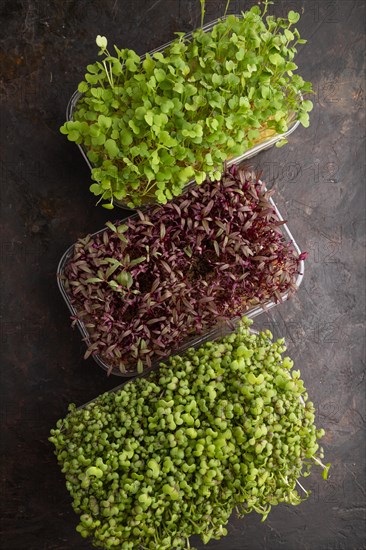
66, 16, 301, 209
56, 195, 305, 377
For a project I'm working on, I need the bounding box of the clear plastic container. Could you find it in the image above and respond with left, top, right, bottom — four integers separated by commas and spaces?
56, 195, 305, 377
66, 16, 301, 210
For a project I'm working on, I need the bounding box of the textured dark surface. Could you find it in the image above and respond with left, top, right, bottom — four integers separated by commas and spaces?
0, 1, 365, 549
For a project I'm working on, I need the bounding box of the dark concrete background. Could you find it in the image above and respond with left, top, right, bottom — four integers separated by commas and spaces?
0, 0, 365, 549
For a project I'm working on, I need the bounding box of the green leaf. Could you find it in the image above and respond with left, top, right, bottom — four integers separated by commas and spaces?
67, 131, 80, 142
212, 73, 223, 86
228, 97, 237, 110
102, 202, 114, 210
261, 85, 270, 99
85, 73, 98, 85
274, 110, 286, 122
322, 463, 331, 480
159, 131, 177, 147
156, 190, 167, 203
106, 262, 121, 279
173, 81, 184, 93
108, 280, 119, 290
195, 171, 206, 185
154, 68, 166, 82
127, 50, 140, 64
117, 224, 128, 234
153, 52, 165, 62
248, 129, 260, 141
298, 112, 310, 127
96, 35, 107, 49
205, 152, 213, 165
91, 134, 106, 146
105, 139, 120, 158
150, 150, 160, 166
269, 53, 284, 66
78, 81, 89, 93
156, 168, 172, 182
236, 48, 245, 61
129, 256, 146, 267
153, 113, 168, 127
101, 179, 112, 190
85, 277, 104, 283
134, 106, 146, 120
89, 183, 101, 195
284, 29, 294, 41
85, 111, 97, 121
117, 271, 133, 289
184, 101, 197, 112
288, 10, 300, 23
105, 221, 117, 232
225, 60, 236, 72
89, 125, 100, 137
184, 246, 192, 258
177, 166, 195, 183
275, 138, 288, 148
247, 372, 257, 385
142, 54, 155, 73
91, 88, 103, 99
144, 166, 155, 182
125, 59, 137, 72
98, 115, 112, 129
160, 99, 174, 114
144, 111, 154, 126
128, 120, 140, 134
86, 63, 99, 74
302, 100, 313, 112
121, 130, 133, 146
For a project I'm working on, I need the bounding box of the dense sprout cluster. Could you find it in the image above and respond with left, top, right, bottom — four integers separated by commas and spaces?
60, 5, 313, 208
50, 319, 328, 550
64, 165, 304, 374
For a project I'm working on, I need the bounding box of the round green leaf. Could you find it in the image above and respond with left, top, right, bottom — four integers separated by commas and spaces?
78, 81, 89, 93
236, 48, 245, 61
288, 10, 300, 23
96, 35, 108, 49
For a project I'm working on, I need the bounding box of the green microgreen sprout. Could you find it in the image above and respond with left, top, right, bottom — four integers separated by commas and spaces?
50, 317, 329, 549
60, 2, 313, 209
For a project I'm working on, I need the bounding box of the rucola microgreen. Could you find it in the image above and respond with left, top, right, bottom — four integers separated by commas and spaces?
60, 2, 313, 208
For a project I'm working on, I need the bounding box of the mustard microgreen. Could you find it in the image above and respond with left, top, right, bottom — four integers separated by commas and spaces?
50, 318, 329, 549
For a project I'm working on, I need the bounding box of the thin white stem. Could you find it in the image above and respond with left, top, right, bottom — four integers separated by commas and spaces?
296, 479, 308, 495
224, 0, 231, 18
312, 455, 326, 469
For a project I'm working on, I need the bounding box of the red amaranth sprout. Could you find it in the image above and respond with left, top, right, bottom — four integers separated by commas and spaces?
64, 165, 305, 374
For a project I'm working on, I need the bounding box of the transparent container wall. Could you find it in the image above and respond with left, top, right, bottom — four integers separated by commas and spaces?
66, 16, 301, 210
56, 196, 304, 378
